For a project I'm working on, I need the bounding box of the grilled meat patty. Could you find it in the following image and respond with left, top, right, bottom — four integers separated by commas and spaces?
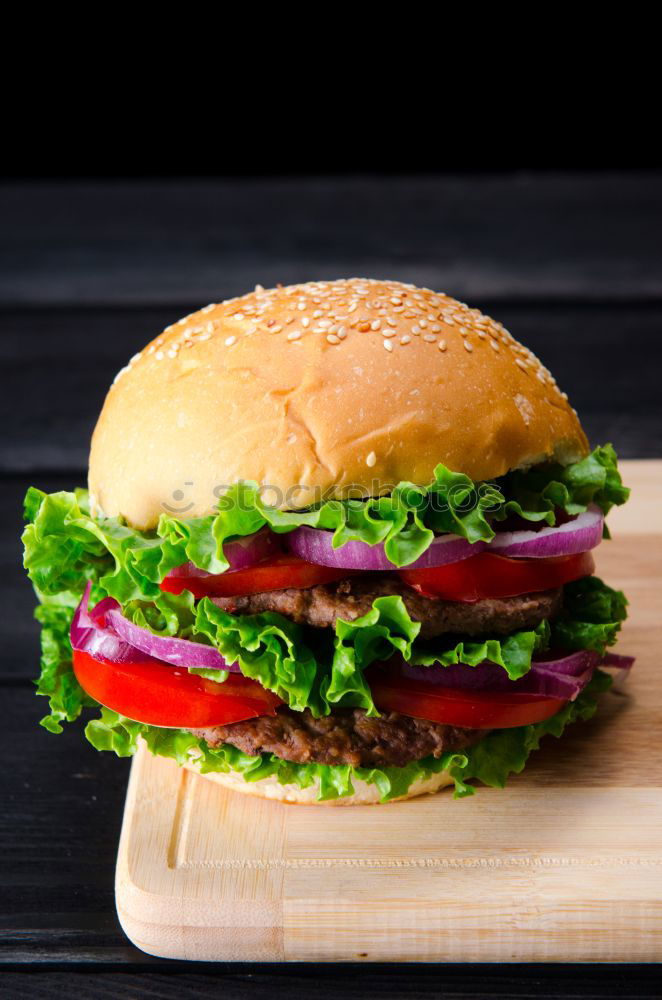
191, 706, 485, 768
212, 577, 562, 639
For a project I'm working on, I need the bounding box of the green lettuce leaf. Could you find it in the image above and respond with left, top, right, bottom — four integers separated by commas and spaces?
551, 575, 628, 653
495, 444, 630, 535
35, 570, 626, 728
22, 449, 630, 590
193, 598, 324, 714
83, 671, 612, 801
32, 592, 95, 733
120, 590, 556, 715
411, 620, 550, 680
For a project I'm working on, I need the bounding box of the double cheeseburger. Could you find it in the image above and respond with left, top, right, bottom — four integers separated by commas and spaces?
23, 279, 633, 805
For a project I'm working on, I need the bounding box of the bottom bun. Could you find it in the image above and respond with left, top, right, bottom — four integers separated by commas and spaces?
182, 758, 455, 805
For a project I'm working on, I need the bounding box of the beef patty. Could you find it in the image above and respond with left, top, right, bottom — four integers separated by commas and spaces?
212, 577, 562, 639
191, 706, 485, 768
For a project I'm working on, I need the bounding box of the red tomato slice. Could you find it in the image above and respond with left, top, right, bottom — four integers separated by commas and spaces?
160, 554, 353, 599
72, 649, 282, 728
398, 550, 595, 603
368, 664, 565, 729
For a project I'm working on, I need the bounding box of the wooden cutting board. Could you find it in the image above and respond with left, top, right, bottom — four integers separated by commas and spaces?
115, 460, 662, 962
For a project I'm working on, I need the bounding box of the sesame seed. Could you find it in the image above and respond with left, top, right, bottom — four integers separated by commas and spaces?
302, 317, 310, 328
515, 358, 528, 370
326, 334, 340, 345
430, 324, 442, 333
423, 333, 437, 343
411, 325, 421, 335
382, 330, 397, 338
438, 340, 447, 351
337, 326, 347, 339
287, 330, 302, 341
155, 350, 164, 360
400, 335, 411, 345
366, 451, 377, 467
463, 341, 473, 352
386, 317, 398, 327
383, 340, 393, 352
490, 340, 499, 351
224, 335, 236, 347
371, 319, 381, 330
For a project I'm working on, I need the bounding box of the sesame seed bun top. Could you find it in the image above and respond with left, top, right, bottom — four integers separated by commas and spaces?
88, 278, 588, 529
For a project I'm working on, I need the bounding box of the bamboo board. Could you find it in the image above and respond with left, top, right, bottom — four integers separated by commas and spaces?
115, 460, 662, 962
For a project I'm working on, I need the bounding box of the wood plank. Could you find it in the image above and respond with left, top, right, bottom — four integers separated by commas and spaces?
2, 174, 662, 307
4, 967, 662, 998
0, 683, 134, 964
115, 461, 662, 963
2, 302, 661, 475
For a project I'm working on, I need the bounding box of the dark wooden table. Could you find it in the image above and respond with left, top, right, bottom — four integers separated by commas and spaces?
2, 173, 661, 998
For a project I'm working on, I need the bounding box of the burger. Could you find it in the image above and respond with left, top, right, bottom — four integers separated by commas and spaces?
22, 279, 633, 805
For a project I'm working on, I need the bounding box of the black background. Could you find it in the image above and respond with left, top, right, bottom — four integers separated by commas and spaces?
2, 169, 661, 998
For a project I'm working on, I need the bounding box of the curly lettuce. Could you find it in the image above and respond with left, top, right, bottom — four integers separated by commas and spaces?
32, 568, 626, 728
22, 445, 629, 730
23, 448, 629, 595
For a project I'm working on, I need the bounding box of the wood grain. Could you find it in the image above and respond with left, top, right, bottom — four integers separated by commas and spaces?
115, 460, 662, 963
3, 175, 662, 307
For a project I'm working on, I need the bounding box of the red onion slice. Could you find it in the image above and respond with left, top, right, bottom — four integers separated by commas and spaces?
70, 583, 153, 664
602, 652, 635, 671
70, 583, 239, 672
287, 525, 487, 571
106, 607, 238, 672
489, 506, 604, 559
166, 527, 281, 580
601, 651, 636, 689
401, 649, 603, 701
